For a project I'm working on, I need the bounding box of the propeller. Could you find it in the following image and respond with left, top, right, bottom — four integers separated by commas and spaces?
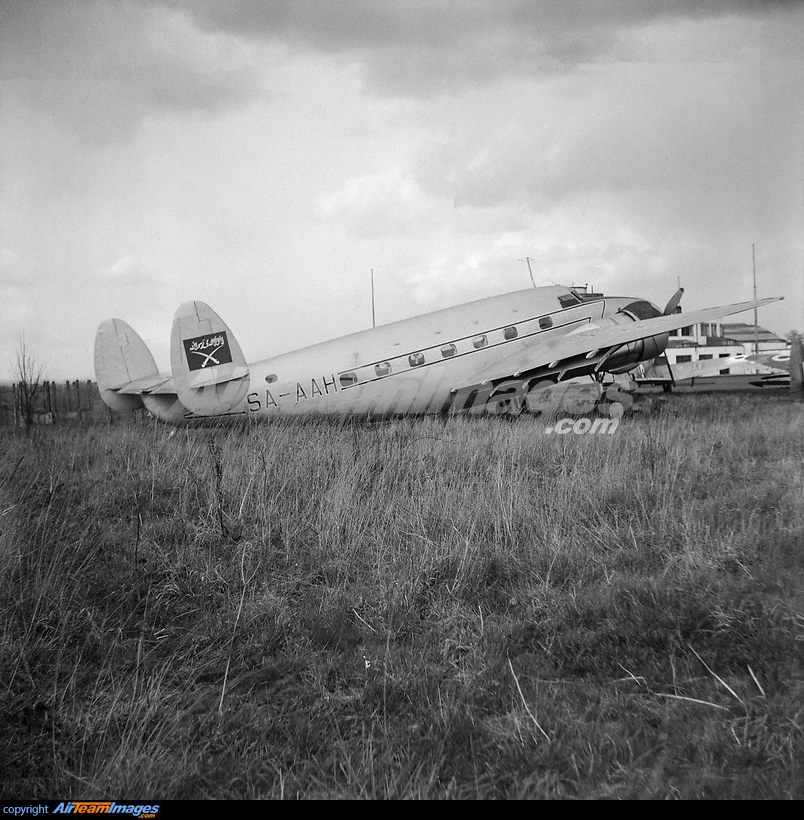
663, 287, 684, 316
660, 287, 684, 389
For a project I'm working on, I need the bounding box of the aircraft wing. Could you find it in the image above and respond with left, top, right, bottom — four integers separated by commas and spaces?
469, 296, 782, 384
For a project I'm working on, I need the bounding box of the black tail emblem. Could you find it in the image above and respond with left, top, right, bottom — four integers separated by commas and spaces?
183, 332, 233, 371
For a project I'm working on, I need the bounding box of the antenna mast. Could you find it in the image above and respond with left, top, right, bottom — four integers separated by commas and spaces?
519, 257, 537, 289
752, 245, 758, 358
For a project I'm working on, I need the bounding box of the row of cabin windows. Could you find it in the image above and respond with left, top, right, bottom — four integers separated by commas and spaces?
271, 315, 556, 388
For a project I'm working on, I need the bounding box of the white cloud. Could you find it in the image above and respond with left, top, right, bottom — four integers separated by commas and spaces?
0, 248, 28, 286
316, 169, 454, 238
100, 254, 164, 286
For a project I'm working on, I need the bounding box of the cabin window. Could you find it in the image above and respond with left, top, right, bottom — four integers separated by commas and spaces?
340, 372, 358, 387
441, 344, 457, 358
559, 293, 581, 308
503, 326, 518, 340
539, 316, 553, 330
409, 352, 425, 367
374, 362, 392, 377
264, 374, 278, 383
473, 335, 488, 349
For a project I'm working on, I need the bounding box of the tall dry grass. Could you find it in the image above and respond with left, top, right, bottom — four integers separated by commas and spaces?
1, 394, 802, 798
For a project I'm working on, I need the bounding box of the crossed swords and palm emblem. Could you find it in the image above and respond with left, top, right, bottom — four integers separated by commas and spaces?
186, 334, 229, 369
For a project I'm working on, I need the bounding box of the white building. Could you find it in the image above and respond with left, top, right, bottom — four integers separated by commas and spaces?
664, 319, 787, 373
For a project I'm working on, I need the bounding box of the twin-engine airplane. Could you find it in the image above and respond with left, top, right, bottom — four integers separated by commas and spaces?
94, 285, 783, 423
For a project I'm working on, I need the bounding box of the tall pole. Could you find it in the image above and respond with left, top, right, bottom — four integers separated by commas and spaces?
752, 244, 758, 358
371, 268, 376, 328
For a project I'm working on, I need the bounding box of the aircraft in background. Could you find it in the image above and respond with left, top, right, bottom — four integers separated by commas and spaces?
634, 344, 803, 392
94, 285, 784, 423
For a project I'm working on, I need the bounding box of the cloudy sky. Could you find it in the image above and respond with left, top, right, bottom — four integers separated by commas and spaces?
1, 0, 802, 380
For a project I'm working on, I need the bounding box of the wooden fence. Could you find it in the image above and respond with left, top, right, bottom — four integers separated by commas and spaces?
0, 380, 111, 426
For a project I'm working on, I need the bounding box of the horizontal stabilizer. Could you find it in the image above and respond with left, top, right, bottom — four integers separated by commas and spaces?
146, 378, 179, 395
170, 301, 250, 415
116, 374, 174, 394
177, 364, 250, 388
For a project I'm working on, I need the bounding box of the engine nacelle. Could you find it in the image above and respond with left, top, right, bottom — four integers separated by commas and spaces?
606, 333, 669, 374
603, 299, 669, 373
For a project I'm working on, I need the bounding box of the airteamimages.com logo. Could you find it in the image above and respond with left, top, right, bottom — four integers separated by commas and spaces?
1, 805, 159, 819
543, 415, 621, 435
52, 805, 158, 817
526, 380, 633, 435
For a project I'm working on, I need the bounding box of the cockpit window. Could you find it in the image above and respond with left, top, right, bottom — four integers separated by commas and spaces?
619, 300, 663, 321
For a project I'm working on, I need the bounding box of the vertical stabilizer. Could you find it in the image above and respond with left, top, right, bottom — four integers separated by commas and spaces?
94, 319, 158, 412
170, 301, 250, 415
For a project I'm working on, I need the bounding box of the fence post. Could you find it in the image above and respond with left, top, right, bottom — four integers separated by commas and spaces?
1, 378, 103, 426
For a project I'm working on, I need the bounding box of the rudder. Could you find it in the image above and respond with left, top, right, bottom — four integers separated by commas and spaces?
170, 301, 250, 415
94, 318, 159, 412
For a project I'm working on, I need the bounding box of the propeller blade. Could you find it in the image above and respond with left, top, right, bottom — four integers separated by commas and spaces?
663, 288, 684, 316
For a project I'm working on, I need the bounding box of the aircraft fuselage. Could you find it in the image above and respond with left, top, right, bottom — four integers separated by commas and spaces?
235, 287, 656, 419
96, 283, 780, 423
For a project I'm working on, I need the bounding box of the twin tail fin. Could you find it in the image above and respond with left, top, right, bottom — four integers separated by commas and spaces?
94, 302, 250, 421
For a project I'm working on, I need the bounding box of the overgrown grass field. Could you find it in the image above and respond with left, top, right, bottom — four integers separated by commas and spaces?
1, 394, 802, 798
